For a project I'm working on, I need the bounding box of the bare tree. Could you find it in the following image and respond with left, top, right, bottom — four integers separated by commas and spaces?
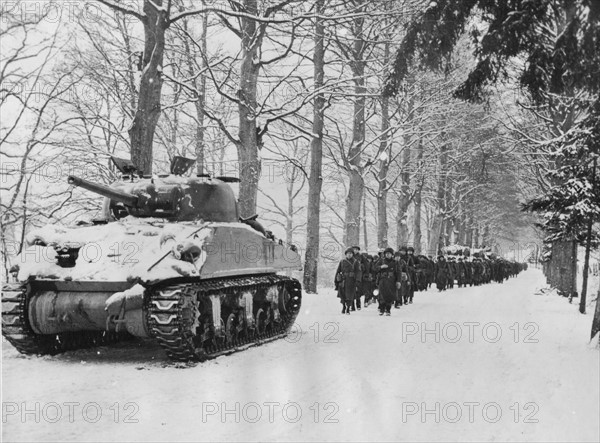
95, 0, 209, 174
303, 0, 326, 293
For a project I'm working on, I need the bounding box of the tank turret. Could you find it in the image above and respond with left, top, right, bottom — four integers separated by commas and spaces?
68, 173, 239, 222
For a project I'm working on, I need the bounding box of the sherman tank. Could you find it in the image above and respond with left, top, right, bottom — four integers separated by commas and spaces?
1, 157, 302, 361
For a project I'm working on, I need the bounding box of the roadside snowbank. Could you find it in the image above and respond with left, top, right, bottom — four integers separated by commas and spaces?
2, 269, 598, 442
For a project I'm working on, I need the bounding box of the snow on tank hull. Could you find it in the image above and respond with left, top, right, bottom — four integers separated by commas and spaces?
2, 218, 303, 361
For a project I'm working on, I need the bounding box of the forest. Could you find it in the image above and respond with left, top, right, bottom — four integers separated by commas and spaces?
1, 0, 598, 301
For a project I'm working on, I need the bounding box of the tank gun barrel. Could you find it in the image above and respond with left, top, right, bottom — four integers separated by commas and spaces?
68, 175, 138, 207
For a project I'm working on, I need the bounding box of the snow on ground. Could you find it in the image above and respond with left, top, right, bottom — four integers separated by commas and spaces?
2, 269, 599, 442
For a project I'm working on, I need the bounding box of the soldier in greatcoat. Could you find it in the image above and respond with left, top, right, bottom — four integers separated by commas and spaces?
456, 257, 468, 288
393, 251, 405, 308
435, 255, 449, 291
447, 256, 456, 289
351, 245, 364, 311
334, 247, 362, 314
374, 247, 401, 316
362, 254, 375, 306
406, 246, 418, 303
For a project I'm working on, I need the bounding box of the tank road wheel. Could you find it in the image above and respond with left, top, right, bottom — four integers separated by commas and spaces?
281, 283, 301, 318
216, 318, 226, 350
225, 313, 237, 346
255, 308, 268, 337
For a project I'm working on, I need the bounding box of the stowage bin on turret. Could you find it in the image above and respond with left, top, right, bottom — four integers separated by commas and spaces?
2, 157, 302, 361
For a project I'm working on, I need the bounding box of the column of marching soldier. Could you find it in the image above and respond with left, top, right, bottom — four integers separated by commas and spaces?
334, 245, 528, 316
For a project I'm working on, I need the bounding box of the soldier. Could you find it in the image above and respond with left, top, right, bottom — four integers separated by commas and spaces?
393, 251, 406, 308
362, 254, 375, 306
472, 257, 482, 286
351, 245, 364, 311
406, 246, 418, 303
374, 247, 400, 316
427, 256, 435, 288
334, 247, 362, 314
456, 257, 467, 288
463, 257, 473, 287
397, 246, 410, 305
435, 255, 449, 291
447, 256, 456, 289
416, 254, 434, 291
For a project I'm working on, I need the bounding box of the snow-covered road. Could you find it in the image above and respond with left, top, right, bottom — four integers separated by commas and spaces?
2, 269, 599, 442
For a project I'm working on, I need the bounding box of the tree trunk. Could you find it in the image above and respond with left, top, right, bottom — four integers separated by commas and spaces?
445, 216, 454, 246
457, 205, 467, 245
362, 188, 368, 251
237, 0, 263, 218
303, 0, 325, 294
343, 13, 366, 247
483, 224, 491, 248
455, 208, 463, 245
397, 144, 411, 247
581, 158, 596, 314
194, 9, 208, 174
128, 0, 168, 175
473, 225, 480, 249
427, 143, 448, 256
465, 216, 473, 248
376, 45, 391, 250
377, 150, 390, 249
286, 186, 294, 246
591, 283, 600, 342
413, 139, 424, 254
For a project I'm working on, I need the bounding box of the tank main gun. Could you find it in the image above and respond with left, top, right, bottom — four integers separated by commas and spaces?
68, 174, 183, 219
68, 176, 139, 208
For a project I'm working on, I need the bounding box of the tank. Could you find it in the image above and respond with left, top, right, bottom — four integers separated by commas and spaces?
2, 157, 302, 361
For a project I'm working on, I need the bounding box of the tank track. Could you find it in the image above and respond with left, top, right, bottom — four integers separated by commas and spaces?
1, 282, 131, 356
148, 275, 302, 362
